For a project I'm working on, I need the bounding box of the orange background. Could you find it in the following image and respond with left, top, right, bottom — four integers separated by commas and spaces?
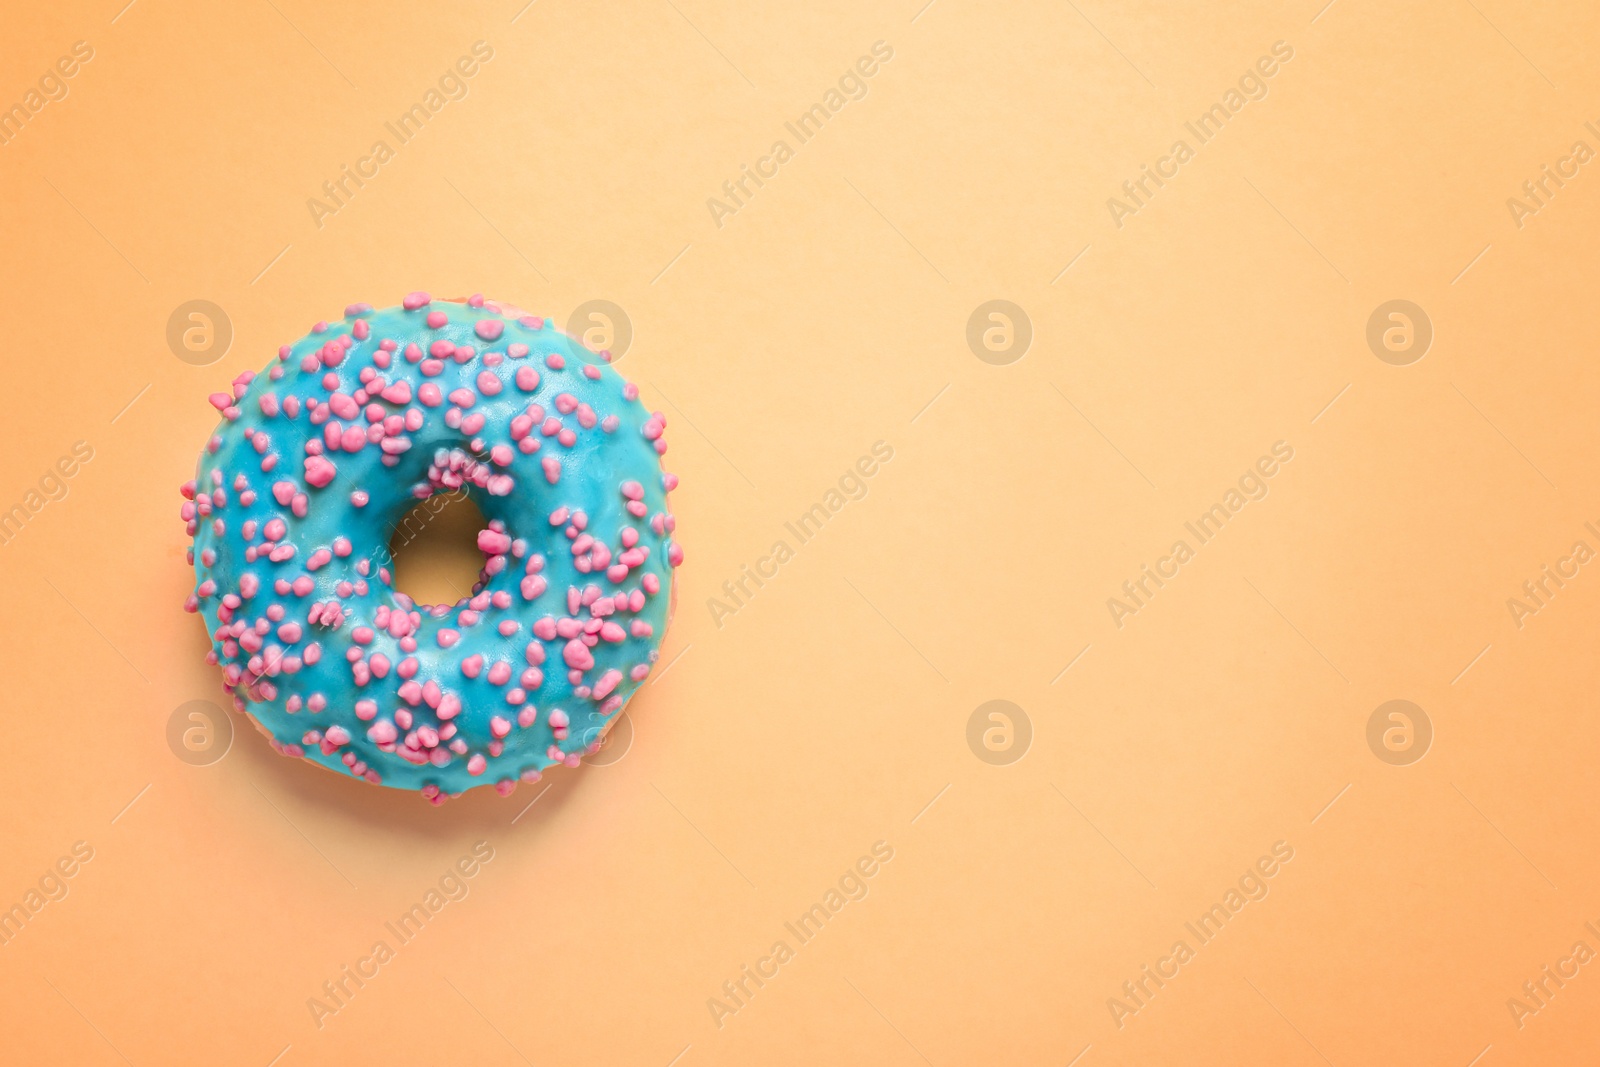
3, 0, 1600, 1063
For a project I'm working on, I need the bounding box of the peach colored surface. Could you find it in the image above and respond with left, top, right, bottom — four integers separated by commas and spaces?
2, 1, 1598, 1064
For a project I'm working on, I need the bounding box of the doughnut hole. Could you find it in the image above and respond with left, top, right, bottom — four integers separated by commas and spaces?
386, 490, 491, 608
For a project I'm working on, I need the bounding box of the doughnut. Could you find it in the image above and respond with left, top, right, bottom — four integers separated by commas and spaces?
180, 293, 680, 803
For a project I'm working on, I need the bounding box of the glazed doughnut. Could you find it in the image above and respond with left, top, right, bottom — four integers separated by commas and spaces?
180, 293, 680, 802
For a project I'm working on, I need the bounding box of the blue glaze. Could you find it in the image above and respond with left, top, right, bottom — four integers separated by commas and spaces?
184, 297, 677, 798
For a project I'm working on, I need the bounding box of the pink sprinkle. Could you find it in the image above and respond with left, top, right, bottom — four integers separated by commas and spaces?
467, 753, 487, 776
403, 291, 431, 310
515, 367, 540, 391
476, 371, 503, 396
426, 310, 448, 329
478, 530, 512, 555
304, 455, 337, 488
438, 629, 460, 647
563, 639, 594, 670
475, 319, 504, 341
593, 669, 622, 698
